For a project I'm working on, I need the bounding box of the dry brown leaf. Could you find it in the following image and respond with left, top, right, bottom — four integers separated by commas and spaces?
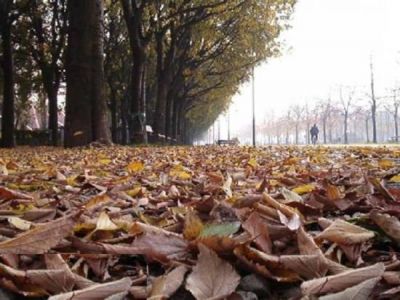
149, 265, 188, 299
131, 232, 189, 261
0, 186, 32, 201
186, 244, 240, 300
183, 211, 204, 240
316, 219, 374, 245
45, 254, 94, 289
326, 184, 342, 201
0, 212, 79, 254
48, 277, 132, 300
370, 210, 400, 243
297, 227, 321, 255
280, 254, 328, 279
0, 262, 75, 294
301, 263, 384, 296
318, 277, 380, 300
242, 212, 272, 254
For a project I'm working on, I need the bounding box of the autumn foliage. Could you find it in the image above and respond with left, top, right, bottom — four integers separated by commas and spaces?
0, 145, 400, 299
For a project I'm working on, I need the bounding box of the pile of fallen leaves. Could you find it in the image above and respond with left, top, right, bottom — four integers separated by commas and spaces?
0, 145, 400, 299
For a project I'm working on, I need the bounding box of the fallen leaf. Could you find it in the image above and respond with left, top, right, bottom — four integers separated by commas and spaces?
223, 175, 233, 198
0, 186, 32, 201
277, 210, 301, 231
183, 211, 204, 240
316, 219, 374, 245
318, 277, 381, 300
242, 212, 272, 253
301, 263, 384, 296
0, 212, 79, 254
199, 222, 240, 238
291, 185, 314, 196
149, 265, 188, 299
8, 216, 32, 231
186, 244, 240, 300
96, 211, 119, 231
370, 210, 400, 243
48, 277, 132, 300
127, 161, 144, 173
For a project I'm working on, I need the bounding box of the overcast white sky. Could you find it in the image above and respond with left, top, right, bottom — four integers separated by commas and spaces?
219, 0, 400, 141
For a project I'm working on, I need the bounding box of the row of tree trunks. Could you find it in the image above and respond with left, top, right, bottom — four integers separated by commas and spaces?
64, 0, 111, 147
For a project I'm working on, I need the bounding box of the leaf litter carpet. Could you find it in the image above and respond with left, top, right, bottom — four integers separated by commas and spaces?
0, 145, 400, 299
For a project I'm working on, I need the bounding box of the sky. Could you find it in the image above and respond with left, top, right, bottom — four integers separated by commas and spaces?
215, 0, 400, 142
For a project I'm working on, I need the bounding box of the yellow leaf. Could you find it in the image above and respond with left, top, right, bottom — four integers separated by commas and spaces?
73, 223, 96, 233
66, 175, 77, 186
389, 175, 400, 183
183, 212, 204, 240
248, 158, 257, 168
269, 179, 279, 186
169, 165, 191, 180
379, 159, 394, 169
127, 161, 144, 173
126, 186, 142, 197
12, 204, 35, 214
84, 194, 111, 209
292, 184, 315, 195
96, 211, 119, 231
99, 158, 111, 165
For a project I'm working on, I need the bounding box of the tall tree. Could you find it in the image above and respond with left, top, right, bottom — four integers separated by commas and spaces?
64, 0, 111, 147
121, 0, 153, 144
29, 0, 67, 145
339, 87, 355, 145
369, 58, 378, 143
385, 88, 400, 142
0, 0, 16, 147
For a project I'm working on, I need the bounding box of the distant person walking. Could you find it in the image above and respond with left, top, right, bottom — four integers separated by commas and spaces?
310, 124, 319, 145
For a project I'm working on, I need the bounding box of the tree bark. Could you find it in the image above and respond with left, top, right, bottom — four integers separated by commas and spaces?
110, 88, 118, 143
0, 3, 15, 148
64, 0, 111, 147
365, 117, 370, 143
121, 0, 148, 144
91, 0, 111, 143
370, 60, 377, 143
344, 112, 348, 144
394, 107, 398, 143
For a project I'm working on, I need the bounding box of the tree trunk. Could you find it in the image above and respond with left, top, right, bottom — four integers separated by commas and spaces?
344, 112, 348, 144
371, 102, 377, 143
64, 0, 110, 147
91, 0, 111, 143
394, 107, 399, 143
370, 60, 377, 143
110, 88, 118, 143
295, 124, 299, 144
365, 117, 370, 143
322, 117, 327, 144
153, 33, 167, 139
47, 86, 58, 145
1, 15, 15, 148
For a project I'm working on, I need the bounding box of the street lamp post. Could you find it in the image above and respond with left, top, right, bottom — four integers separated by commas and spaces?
252, 66, 256, 147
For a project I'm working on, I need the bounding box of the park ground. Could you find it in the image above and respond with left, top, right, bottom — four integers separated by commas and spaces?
0, 145, 400, 299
